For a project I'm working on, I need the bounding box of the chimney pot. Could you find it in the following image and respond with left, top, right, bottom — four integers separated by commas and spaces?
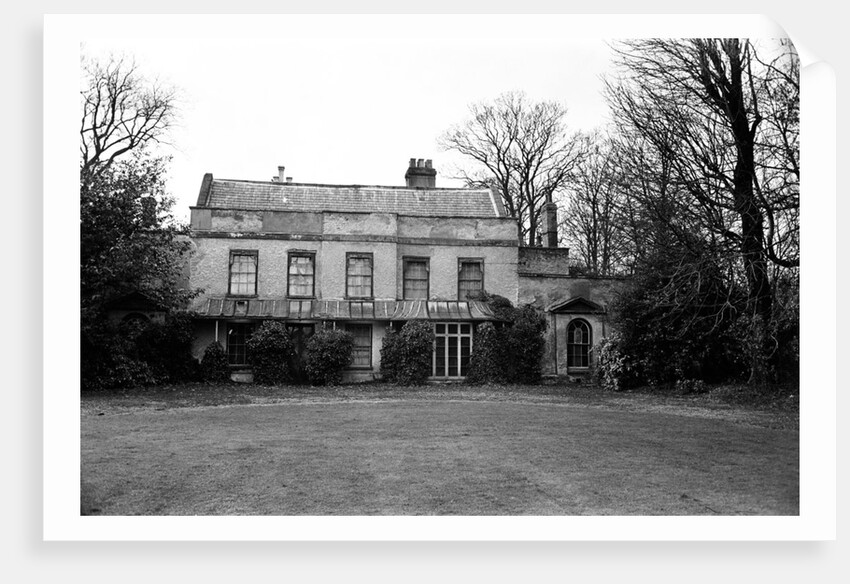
409, 158, 417, 168
277, 166, 286, 182
417, 158, 424, 168
425, 159, 433, 169
285, 177, 293, 183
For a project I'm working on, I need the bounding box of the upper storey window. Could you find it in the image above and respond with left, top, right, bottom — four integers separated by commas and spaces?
228, 250, 258, 296
288, 252, 316, 298
346, 253, 373, 299
458, 259, 484, 300
403, 258, 429, 300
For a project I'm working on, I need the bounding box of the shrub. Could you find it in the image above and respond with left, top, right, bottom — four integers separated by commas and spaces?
200, 341, 230, 383
465, 322, 503, 384
380, 320, 435, 385
81, 312, 200, 391
675, 378, 708, 394
304, 327, 354, 386
595, 333, 634, 391
135, 313, 199, 383
505, 305, 547, 383
466, 295, 548, 384
246, 321, 295, 385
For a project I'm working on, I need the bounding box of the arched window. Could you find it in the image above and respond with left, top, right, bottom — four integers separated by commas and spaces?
567, 319, 591, 369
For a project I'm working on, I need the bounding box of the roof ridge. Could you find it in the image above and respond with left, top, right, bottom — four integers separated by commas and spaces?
213, 178, 491, 192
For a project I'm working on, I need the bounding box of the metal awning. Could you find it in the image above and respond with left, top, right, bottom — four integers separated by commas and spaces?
189, 297, 498, 321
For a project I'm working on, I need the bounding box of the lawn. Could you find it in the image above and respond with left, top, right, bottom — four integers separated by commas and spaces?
80, 383, 799, 515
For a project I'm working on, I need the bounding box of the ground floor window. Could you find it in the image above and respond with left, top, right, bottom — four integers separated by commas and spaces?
347, 323, 372, 368
567, 319, 591, 369
227, 322, 253, 366
433, 322, 473, 378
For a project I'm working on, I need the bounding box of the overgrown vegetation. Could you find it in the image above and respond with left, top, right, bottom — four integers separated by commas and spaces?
80, 53, 199, 392
304, 327, 354, 386
380, 321, 435, 385
200, 341, 230, 383
81, 313, 199, 391
246, 322, 295, 385
466, 292, 548, 384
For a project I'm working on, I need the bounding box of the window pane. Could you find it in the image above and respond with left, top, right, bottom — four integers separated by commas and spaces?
460, 336, 471, 376
567, 321, 591, 368
227, 323, 251, 365
458, 261, 483, 299
288, 254, 314, 297
403, 260, 429, 300
435, 335, 446, 376
230, 254, 257, 295
347, 256, 372, 297
447, 336, 458, 377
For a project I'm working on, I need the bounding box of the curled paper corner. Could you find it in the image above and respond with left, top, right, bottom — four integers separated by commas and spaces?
771, 20, 830, 71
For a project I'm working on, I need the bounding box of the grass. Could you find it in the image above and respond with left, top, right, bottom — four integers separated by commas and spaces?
81, 382, 798, 516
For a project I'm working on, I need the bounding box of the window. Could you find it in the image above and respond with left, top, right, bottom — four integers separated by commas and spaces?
347, 324, 372, 368
567, 319, 591, 369
346, 253, 373, 298
458, 259, 484, 300
227, 322, 252, 366
403, 258, 429, 300
288, 252, 316, 298
433, 322, 473, 378
228, 250, 258, 296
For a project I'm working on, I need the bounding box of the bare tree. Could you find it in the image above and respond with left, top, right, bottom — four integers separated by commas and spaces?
439, 91, 585, 246
558, 133, 632, 275
605, 38, 800, 383
80, 54, 177, 179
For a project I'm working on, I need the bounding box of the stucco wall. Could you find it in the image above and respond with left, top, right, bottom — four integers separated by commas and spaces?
190, 208, 521, 303
398, 216, 517, 241
320, 240, 397, 300
324, 212, 397, 237
518, 247, 573, 276
190, 237, 323, 297
518, 274, 621, 310
396, 243, 518, 302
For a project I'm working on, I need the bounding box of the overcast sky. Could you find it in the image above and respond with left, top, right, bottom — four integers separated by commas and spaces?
79, 14, 788, 224
83, 35, 616, 222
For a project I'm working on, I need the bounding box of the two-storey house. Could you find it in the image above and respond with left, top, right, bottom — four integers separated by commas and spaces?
187, 159, 519, 382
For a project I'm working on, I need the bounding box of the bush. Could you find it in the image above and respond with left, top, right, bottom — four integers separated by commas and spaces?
246, 321, 295, 385
380, 320, 435, 385
200, 341, 230, 383
304, 327, 354, 386
595, 333, 630, 391
505, 305, 547, 383
466, 322, 502, 384
466, 296, 548, 384
675, 378, 708, 394
135, 313, 199, 383
81, 312, 199, 391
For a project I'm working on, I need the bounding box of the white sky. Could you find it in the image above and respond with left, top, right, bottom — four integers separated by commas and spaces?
83, 34, 615, 223
78, 14, 789, 226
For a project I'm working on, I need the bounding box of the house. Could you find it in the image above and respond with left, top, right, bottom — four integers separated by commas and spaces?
186, 159, 617, 382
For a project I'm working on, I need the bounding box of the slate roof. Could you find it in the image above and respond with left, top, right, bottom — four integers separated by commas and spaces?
190, 297, 499, 321
197, 178, 504, 218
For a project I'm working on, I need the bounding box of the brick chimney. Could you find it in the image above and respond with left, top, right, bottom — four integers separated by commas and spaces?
544, 201, 559, 247
404, 158, 437, 188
